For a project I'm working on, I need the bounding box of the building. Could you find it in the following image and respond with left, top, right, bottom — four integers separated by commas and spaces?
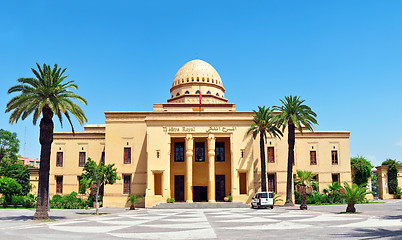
376, 165, 402, 199
49, 59, 352, 207
19, 157, 40, 168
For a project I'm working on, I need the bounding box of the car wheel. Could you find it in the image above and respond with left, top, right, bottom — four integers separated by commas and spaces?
251, 204, 254, 209
270, 206, 274, 209
257, 203, 260, 209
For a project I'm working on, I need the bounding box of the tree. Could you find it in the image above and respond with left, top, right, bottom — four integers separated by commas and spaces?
80, 158, 119, 215
247, 106, 282, 192
341, 182, 369, 213
0, 129, 31, 195
294, 170, 315, 210
0, 129, 20, 161
274, 95, 318, 206
382, 159, 400, 195
0, 159, 31, 195
127, 194, 144, 210
0, 177, 22, 206
6, 63, 87, 220
351, 155, 373, 187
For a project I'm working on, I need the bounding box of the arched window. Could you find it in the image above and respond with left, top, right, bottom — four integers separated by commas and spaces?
216, 93, 220, 97
176, 92, 180, 96
207, 91, 211, 94
195, 90, 200, 94
185, 90, 190, 94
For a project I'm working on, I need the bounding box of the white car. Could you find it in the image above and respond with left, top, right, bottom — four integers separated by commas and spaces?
251, 192, 274, 209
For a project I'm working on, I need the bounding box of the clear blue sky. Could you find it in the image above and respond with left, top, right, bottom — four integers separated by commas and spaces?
1, 1, 401, 167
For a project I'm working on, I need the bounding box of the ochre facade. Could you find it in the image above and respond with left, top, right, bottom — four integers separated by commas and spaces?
49, 60, 352, 207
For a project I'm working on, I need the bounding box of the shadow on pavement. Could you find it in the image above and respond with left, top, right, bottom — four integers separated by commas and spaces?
381, 215, 402, 220
75, 212, 109, 215
0, 215, 66, 221
333, 228, 402, 240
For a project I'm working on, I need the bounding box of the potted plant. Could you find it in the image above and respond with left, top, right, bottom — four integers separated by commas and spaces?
167, 198, 175, 203
224, 194, 232, 202
127, 194, 144, 210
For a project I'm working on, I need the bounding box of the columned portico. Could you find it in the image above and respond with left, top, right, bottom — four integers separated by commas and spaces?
207, 134, 216, 202
185, 134, 194, 202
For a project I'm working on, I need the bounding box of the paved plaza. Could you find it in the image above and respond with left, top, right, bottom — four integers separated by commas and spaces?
0, 200, 401, 239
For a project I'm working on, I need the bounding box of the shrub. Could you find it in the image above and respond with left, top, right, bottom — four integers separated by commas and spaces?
167, 198, 175, 203
50, 192, 85, 209
394, 187, 402, 199
11, 195, 24, 208
22, 194, 37, 208
0, 177, 22, 206
382, 159, 400, 195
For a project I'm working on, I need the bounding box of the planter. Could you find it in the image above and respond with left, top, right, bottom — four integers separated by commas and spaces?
224, 197, 229, 202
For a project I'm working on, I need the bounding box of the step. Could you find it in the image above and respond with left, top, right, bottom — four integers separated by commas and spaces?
151, 202, 250, 209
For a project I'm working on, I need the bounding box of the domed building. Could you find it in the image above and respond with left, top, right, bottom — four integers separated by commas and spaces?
49, 60, 351, 207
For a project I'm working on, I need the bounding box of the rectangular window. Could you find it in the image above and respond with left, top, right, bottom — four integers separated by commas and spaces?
123, 175, 131, 194
310, 151, 317, 165
215, 142, 225, 162
239, 172, 247, 194
56, 176, 63, 194
174, 142, 185, 162
195, 142, 205, 162
56, 152, 63, 167
154, 173, 162, 195
312, 174, 319, 191
267, 147, 275, 163
79, 152, 86, 167
78, 176, 83, 192
29, 161, 34, 166
332, 173, 340, 183
332, 150, 338, 165
124, 147, 131, 164
101, 152, 105, 165
268, 174, 276, 192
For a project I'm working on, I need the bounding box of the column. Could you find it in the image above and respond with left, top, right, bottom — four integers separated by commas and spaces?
207, 134, 216, 202
185, 134, 194, 202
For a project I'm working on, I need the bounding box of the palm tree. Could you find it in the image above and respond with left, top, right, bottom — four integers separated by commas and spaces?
6, 63, 87, 220
294, 170, 315, 210
341, 182, 369, 213
323, 182, 342, 203
274, 96, 318, 206
247, 106, 282, 192
127, 194, 144, 210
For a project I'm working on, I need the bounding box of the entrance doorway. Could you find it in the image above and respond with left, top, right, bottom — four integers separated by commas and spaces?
193, 186, 208, 202
174, 175, 184, 202
215, 175, 225, 201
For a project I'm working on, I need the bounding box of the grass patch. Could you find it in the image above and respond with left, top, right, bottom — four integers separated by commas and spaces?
41, 219, 57, 222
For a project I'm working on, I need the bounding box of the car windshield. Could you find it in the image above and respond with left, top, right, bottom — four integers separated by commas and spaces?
269, 193, 273, 198
260, 193, 268, 198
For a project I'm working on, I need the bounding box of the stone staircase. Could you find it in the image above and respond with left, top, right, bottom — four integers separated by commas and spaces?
151, 202, 250, 209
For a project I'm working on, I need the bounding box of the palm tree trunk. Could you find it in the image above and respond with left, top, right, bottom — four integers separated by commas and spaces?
260, 131, 267, 192
346, 203, 356, 213
34, 106, 53, 220
285, 123, 295, 206
300, 186, 307, 210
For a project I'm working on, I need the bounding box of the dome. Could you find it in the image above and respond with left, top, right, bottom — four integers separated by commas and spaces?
169, 59, 227, 104
172, 59, 223, 87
